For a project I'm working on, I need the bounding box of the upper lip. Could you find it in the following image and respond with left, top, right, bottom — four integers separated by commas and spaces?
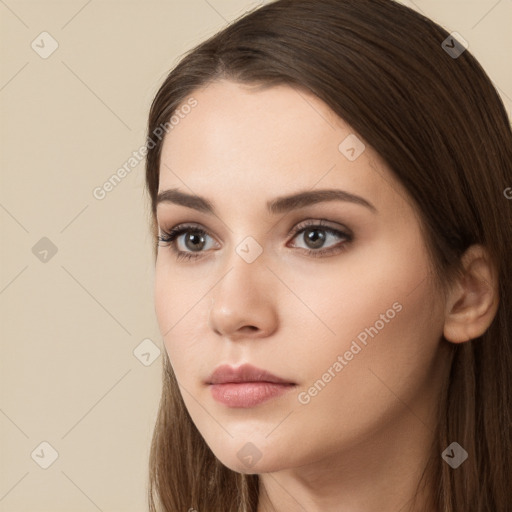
206, 363, 295, 385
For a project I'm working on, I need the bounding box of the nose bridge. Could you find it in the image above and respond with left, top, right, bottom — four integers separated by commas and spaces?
208, 239, 277, 336
216, 239, 267, 305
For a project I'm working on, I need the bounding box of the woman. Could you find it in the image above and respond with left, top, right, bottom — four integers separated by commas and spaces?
144, 0, 512, 510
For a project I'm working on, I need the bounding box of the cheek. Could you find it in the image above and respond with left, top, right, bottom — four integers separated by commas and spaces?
154, 260, 212, 379
154, 261, 188, 358
289, 240, 443, 431
293, 277, 442, 445
288, 225, 439, 381
154, 262, 172, 338
154, 255, 202, 332
281, 227, 435, 350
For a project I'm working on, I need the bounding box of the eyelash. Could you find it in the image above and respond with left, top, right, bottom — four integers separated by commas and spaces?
157, 219, 353, 262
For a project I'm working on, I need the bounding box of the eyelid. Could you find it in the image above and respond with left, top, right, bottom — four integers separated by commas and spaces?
286, 218, 352, 238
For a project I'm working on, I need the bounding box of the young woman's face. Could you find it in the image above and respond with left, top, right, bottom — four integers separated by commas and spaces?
154, 80, 450, 475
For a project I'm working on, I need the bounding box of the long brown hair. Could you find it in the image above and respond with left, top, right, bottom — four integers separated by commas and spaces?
144, 1, 512, 510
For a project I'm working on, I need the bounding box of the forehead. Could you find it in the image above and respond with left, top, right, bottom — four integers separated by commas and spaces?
161, 80, 348, 171
158, 80, 408, 217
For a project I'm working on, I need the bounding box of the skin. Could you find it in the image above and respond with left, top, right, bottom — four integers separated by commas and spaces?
153, 79, 499, 512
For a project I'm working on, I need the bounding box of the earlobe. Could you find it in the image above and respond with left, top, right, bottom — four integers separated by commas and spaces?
443, 244, 499, 344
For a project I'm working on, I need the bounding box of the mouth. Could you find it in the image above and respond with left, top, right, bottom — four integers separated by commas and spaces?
206, 363, 296, 408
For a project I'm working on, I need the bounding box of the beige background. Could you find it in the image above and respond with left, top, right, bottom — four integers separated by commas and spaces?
0, 0, 510, 511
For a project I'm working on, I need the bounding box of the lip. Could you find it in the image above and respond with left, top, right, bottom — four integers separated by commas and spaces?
210, 382, 295, 408
206, 363, 296, 408
206, 363, 295, 385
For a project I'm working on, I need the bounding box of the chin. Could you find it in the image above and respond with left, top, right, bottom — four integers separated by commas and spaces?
214, 447, 290, 475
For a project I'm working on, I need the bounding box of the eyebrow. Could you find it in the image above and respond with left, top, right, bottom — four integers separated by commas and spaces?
156, 188, 377, 215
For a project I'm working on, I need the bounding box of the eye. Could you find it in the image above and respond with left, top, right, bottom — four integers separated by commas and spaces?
287, 219, 352, 257
157, 223, 218, 261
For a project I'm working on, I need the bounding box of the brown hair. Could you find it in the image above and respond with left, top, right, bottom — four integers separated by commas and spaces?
144, 0, 512, 510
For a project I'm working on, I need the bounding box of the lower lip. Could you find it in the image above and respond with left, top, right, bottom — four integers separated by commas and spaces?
209, 382, 295, 408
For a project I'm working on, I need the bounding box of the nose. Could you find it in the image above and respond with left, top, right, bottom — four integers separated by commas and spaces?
208, 252, 278, 340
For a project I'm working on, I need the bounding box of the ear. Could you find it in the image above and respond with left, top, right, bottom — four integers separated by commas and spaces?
443, 244, 499, 343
